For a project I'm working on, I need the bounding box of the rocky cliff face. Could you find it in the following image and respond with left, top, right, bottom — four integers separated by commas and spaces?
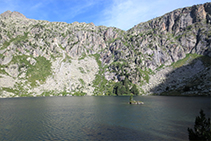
0, 2, 210, 98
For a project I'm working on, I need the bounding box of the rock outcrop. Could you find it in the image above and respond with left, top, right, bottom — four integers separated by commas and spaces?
0, 2, 210, 97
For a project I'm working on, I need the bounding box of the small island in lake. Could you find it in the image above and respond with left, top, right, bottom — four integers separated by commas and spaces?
129, 95, 144, 105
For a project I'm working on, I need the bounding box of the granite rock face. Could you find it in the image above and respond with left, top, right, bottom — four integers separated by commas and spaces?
0, 2, 210, 97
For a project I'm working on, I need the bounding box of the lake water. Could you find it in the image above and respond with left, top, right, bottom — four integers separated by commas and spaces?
0, 96, 210, 141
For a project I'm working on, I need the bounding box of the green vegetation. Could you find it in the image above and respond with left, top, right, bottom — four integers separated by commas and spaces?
63, 55, 72, 63
113, 78, 139, 95
79, 78, 85, 85
2, 32, 28, 49
41, 90, 59, 97
110, 61, 129, 73
92, 52, 142, 96
1, 86, 33, 97
113, 82, 129, 96
130, 85, 139, 95
78, 53, 87, 60
92, 53, 106, 94
78, 67, 85, 73
13, 82, 29, 96
156, 64, 165, 71
92, 72, 108, 95
130, 95, 133, 101
18, 93, 34, 97
11, 54, 29, 65
0, 65, 8, 75
91, 54, 134, 96
91, 54, 117, 96
26, 56, 52, 87
32, 23, 45, 29
2, 87, 18, 95
188, 109, 210, 141
174, 34, 183, 40
10, 55, 52, 87
186, 25, 192, 30
171, 53, 202, 68
129, 94, 144, 104
41, 91, 74, 97
92, 54, 101, 66
59, 44, 65, 50
137, 67, 152, 84
107, 38, 119, 44
41, 91, 53, 97
72, 91, 86, 96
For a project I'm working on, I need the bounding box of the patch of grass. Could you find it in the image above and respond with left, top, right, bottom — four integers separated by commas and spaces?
2, 87, 18, 94
62, 55, 72, 63
0, 66, 8, 75
1, 86, 33, 97
11, 54, 30, 65
186, 25, 192, 30
138, 67, 151, 83
41, 91, 55, 97
78, 53, 87, 60
92, 73, 108, 94
79, 78, 85, 85
26, 56, 52, 87
13, 82, 29, 96
19, 93, 33, 97
91, 53, 113, 95
156, 64, 165, 71
174, 34, 183, 40
59, 91, 72, 96
72, 91, 86, 96
171, 53, 202, 69
59, 44, 65, 50
1, 32, 28, 49
148, 68, 155, 75
123, 41, 129, 47
92, 54, 101, 67
78, 67, 85, 73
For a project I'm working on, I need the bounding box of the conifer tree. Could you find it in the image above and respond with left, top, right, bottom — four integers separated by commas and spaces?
188, 109, 211, 141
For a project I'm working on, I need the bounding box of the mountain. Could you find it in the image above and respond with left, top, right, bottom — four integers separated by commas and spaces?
0, 2, 210, 98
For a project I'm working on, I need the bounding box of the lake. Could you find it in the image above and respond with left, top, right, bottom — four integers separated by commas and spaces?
0, 96, 210, 140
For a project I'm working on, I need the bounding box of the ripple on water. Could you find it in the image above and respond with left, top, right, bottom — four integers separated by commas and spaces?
0, 96, 210, 141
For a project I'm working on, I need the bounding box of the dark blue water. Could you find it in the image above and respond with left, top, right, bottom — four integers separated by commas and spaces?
0, 96, 210, 140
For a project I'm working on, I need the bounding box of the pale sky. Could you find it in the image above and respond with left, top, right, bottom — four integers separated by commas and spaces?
0, 0, 209, 30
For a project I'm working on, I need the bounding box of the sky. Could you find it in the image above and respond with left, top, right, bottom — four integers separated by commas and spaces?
0, 0, 210, 30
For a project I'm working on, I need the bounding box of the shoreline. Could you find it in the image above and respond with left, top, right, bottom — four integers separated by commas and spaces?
0, 94, 210, 99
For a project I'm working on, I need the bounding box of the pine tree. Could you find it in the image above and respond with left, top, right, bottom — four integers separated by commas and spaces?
187, 109, 211, 141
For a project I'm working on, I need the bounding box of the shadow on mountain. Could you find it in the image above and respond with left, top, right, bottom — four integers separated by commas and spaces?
149, 55, 211, 96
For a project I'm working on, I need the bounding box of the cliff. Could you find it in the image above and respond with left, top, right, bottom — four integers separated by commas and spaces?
0, 3, 210, 97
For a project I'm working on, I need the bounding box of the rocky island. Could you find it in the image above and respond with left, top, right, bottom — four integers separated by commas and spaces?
129, 95, 144, 105
0, 2, 210, 98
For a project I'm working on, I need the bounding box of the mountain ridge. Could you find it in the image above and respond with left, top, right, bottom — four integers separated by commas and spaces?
0, 2, 210, 97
